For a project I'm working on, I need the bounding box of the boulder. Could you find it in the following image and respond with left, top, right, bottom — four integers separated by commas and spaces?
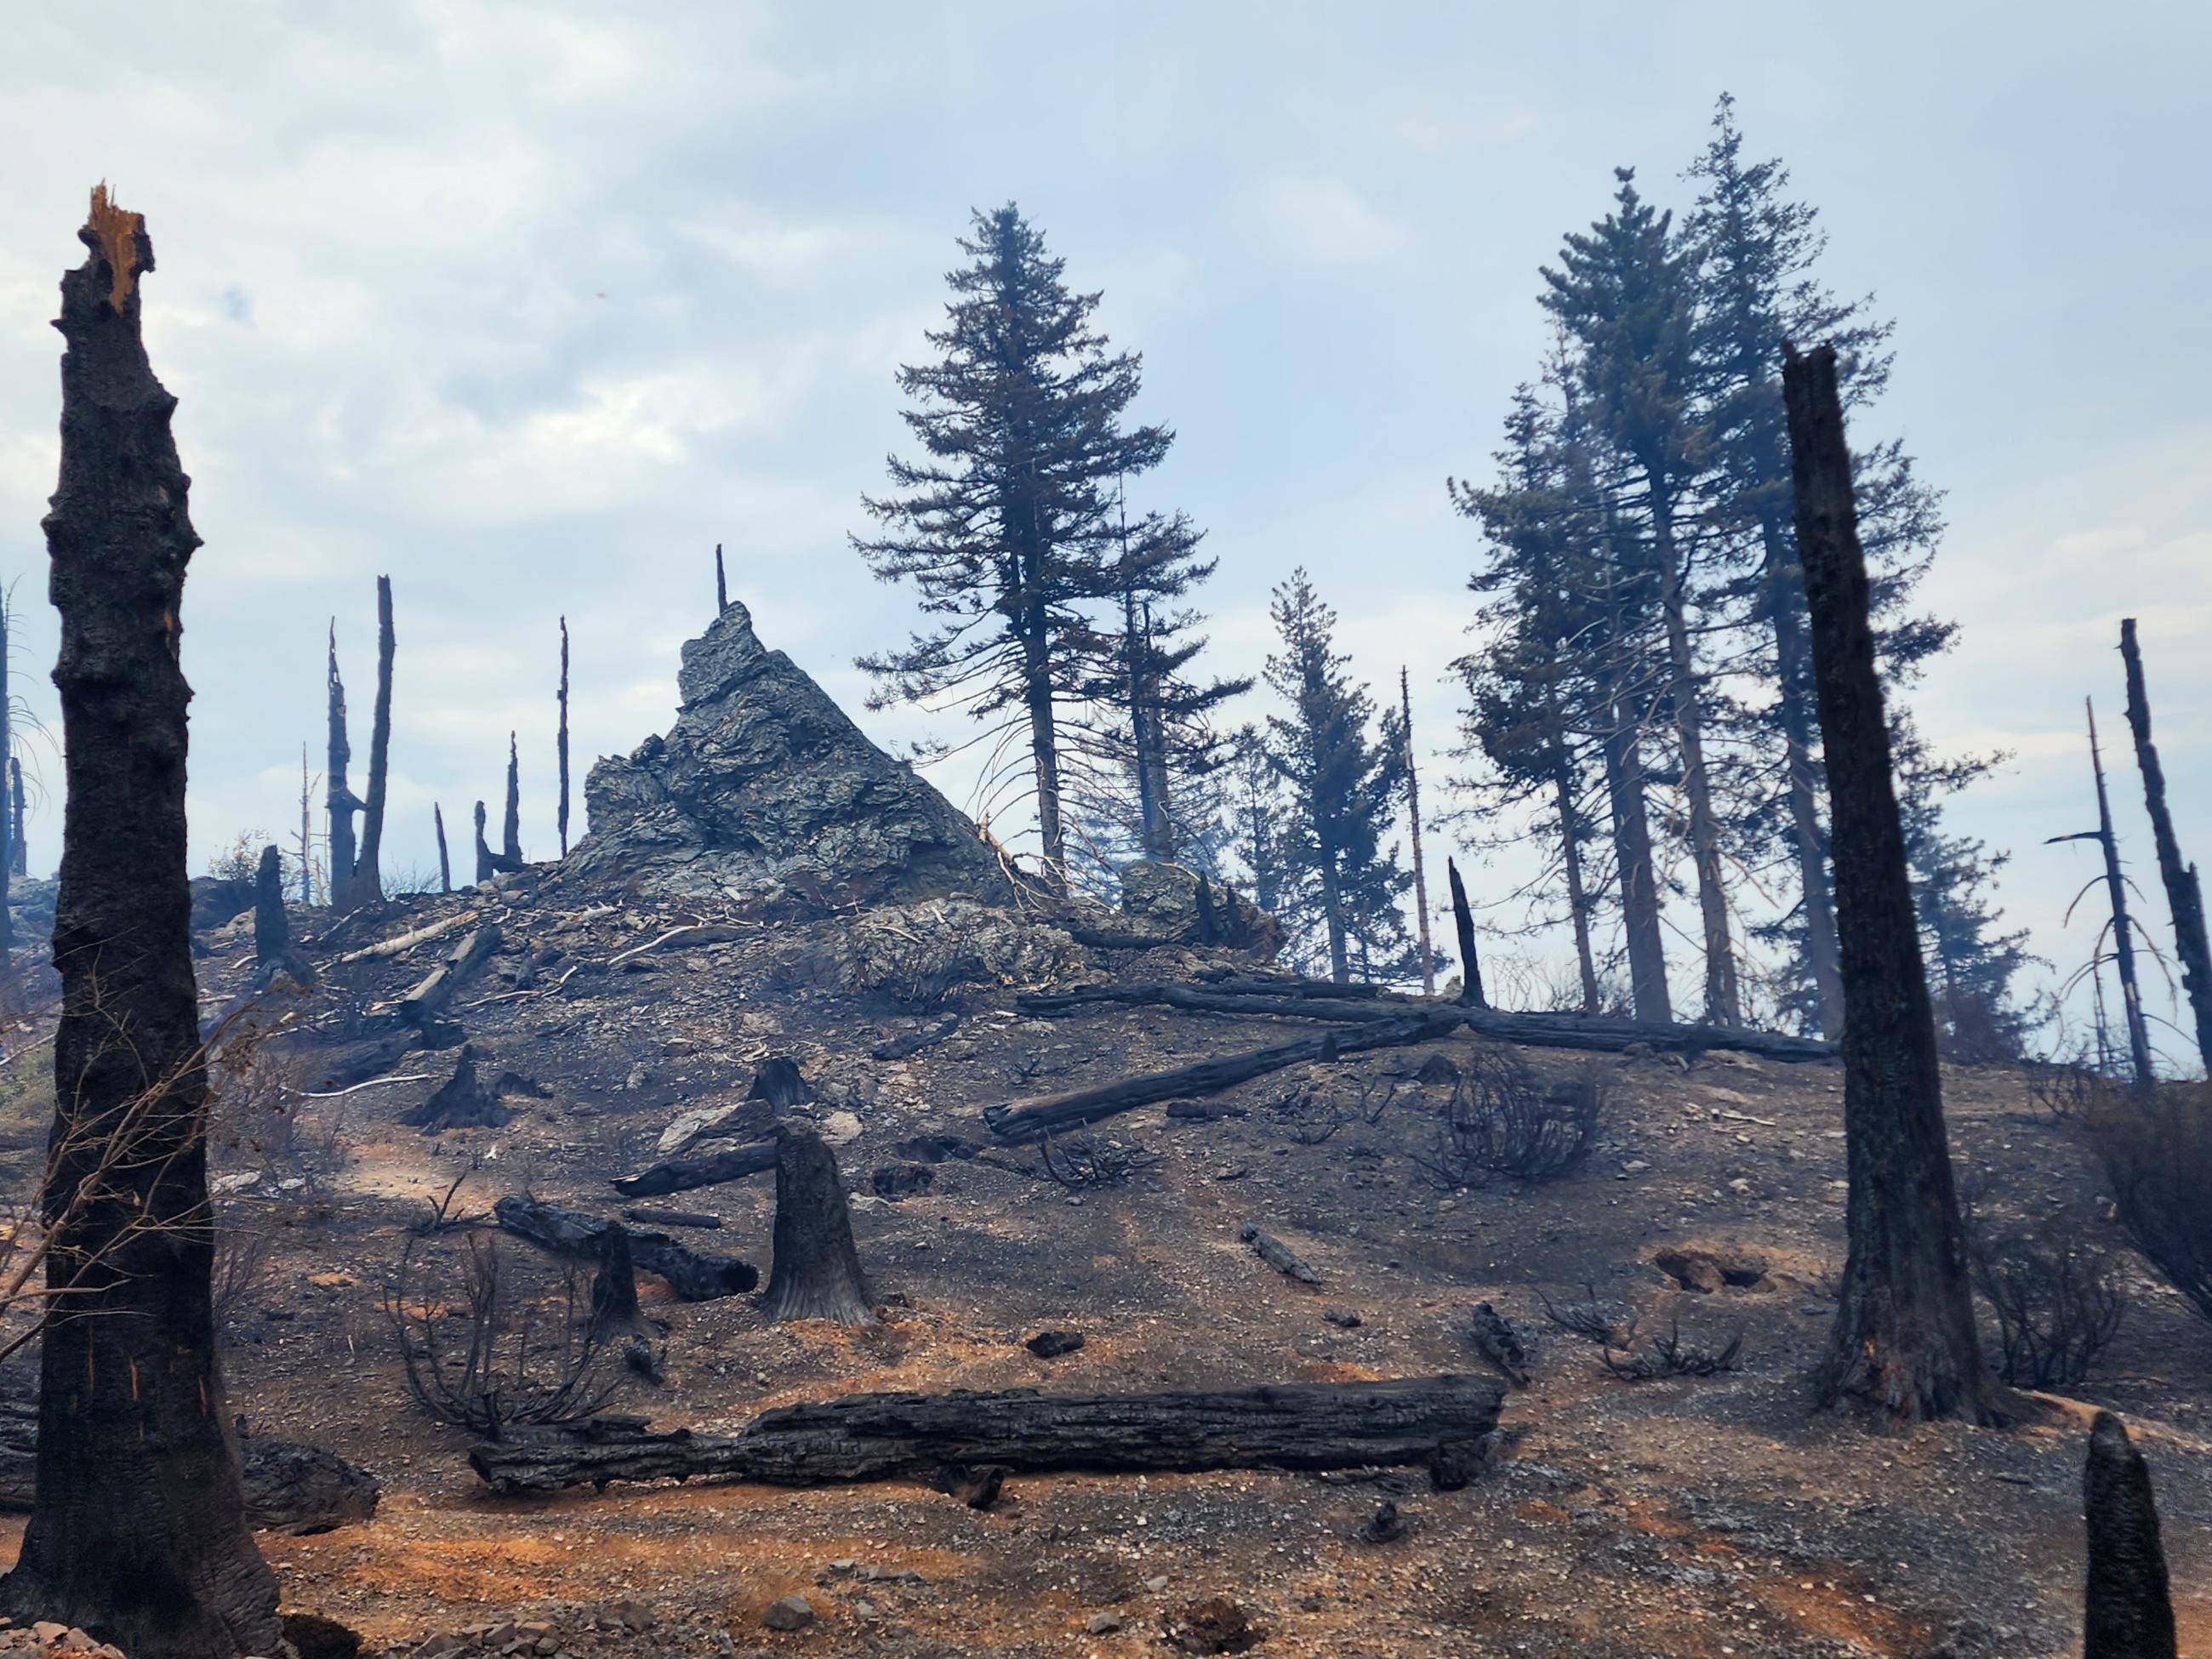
1119, 860, 1280, 955
571, 601, 1016, 913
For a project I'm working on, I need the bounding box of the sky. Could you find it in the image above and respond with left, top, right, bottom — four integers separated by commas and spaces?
3, 2, 2208, 1054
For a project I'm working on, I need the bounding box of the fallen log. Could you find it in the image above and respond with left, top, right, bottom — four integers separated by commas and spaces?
469, 1373, 1505, 1496
606, 922, 746, 971
334, 908, 480, 966
493, 1194, 757, 1300
611, 1138, 778, 1199
399, 921, 502, 1025
871, 1015, 962, 1062
1463, 1007, 1831, 1063
1240, 1223, 1323, 1286
983, 1011, 1463, 1138
620, 1206, 722, 1231
1018, 985, 1405, 1023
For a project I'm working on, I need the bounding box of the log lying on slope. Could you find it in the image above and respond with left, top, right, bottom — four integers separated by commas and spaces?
611, 1138, 778, 1199
398, 921, 502, 1024
1462, 1007, 1831, 1063
1018, 984, 1408, 1024
983, 1010, 1464, 1138
470, 1373, 1505, 1496
493, 1194, 757, 1299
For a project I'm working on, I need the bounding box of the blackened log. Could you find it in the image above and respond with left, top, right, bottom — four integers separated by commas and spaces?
1019, 984, 1403, 1023
983, 1011, 1463, 1138
254, 844, 287, 966
1240, 1223, 1322, 1286
1462, 1007, 1830, 1062
2120, 619, 2212, 1069
620, 1207, 722, 1231
1447, 858, 1486, 1009
502, 733, 522, 866
1, 188, 282, 1654
468, 1373, 1506, 1496
398, 921, 502, 1026
492, 1194, 757, 1300
761, 1126, 875, 1325
610, 1138, 778, 1199
433, 803, 451, 893
1784, 343, 2003, 1425
2084, 1411, 2176, 1659
871, 1016, 961, 1061
346, 576, 395, 909
556, 616, 571, 858
398, 1043, 510, 1134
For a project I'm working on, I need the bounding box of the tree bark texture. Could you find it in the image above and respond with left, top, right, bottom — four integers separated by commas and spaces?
1, 189, 282, 1656
2083, 1411, 2177, 1659
469, 1373, 1505, 1497
1784, 343, 2001, 1425
345, 575, 394, 909
761, 1126, 875, 1325
2118, 619, 2211, 1071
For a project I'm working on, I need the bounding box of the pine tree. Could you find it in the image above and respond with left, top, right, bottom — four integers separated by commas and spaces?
1542, 167, 1741, 1024
855, 205, 1177, 892
1261, 570, 1422, 984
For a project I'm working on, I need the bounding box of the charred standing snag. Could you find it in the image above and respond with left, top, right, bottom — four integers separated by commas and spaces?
433, 801, 451, 892
1447, 857, 1485, 1008
325, 620, 359, 904
8, 755, 23, 878
2050, 703, 2158, 1086
473, 800, 494, 883
715, 541, 728, 613
556, 616, 571, 857
1400, 667, 1436, 995
468, 1373, 1507, 1495
0, 188, 283, 1655
251, 842, 294, 976
1783, 343, 2003, 1425
2120, 619, 2212, 1069
503, 731, 522, 867
345, 575, 395, 909
761, 1126, 875, 1325
2084, 1411, 2176, 1659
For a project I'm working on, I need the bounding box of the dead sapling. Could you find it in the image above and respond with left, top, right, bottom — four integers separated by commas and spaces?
1601, 1317, 1743, 1382
1038, 1124, 1159, 1189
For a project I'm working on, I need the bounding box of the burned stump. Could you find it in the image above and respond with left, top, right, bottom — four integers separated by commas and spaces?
761, 1126, 875, 1325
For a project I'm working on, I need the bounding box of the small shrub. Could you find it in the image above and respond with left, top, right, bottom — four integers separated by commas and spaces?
1601, 1318, 1742, 1382
1417, 1047, 1604, 1186
1268, 1075, 1400, 1145
1968, 1220, 2127, 1388
1536, 1282, 1634, 1347
2021, 1061, 2101, 1122
2091, 1080, 2212, 1325
1037, 1125, 1157, 1189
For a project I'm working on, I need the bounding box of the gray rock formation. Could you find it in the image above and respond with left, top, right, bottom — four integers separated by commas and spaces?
1119, 860, 1281, 956
572, 602, 1015, 912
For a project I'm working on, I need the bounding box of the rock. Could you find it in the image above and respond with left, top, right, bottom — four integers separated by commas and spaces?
761, 1595, 814, 1632
1322, 1308, 1363, 1329
1086, 1612, 1125, 1634
1414, 1052, 1461, 1086
1165, 1596, 1259, 1655
818, 1109, 863, 1145
1144, 1576, 1171, 1593
573, 601, 1016, 912
1024, 1329, 1086, 1358
1117, 861, 1280, 955
833, 896, 1090, 1006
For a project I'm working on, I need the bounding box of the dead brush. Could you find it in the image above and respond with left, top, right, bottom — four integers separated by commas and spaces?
2021, 1060, 2101, 1122
1600, 1317, 1743, 1382
1415, 1047, 1605, 1187
1536, 1282, 1634, 1348
2089, 1079, 2212, 1325
1268, 1075, 1402, 1145
1970, 1222, 2128, 1388
1038, 1125, 1159, 1189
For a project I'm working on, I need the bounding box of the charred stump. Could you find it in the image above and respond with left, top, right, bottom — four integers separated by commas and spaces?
1447, 858, 1485, 1009
586, 1225, 642, 1344
2084, 1411, 2176, 1659
1784, 343, 2003, 1425
0, 187, 282, 1656
761, 1126, 875, 1325
2118, 619, 2211, 1071
251, 842, 294, 978
399, 1044, 510, 1135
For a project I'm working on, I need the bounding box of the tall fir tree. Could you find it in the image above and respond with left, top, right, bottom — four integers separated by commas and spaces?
855, 205, 1178, 892
1261, 570, 1422, 984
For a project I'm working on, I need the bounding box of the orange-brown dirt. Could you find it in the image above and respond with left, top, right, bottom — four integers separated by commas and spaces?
0, 880, 2203, 1658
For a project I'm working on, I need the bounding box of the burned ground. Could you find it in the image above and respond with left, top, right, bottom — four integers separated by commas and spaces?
0, 877, 2204, 1657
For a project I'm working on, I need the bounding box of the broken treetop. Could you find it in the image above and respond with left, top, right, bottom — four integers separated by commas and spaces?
573, 599, 1015, 912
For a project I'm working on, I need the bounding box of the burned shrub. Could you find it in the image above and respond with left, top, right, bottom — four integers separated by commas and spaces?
1417, 1047, 1604, 1186
2022, 1060, 2102, 1123
385, 1230, 617, 1440
2091, 1081, 2212, 1325
1536, 1282, 1635, 1348
1038, 1125, 1159, 1189
1967, 1217, 2127, 1389
1601, 1317, 1742, 1382
1268, 1075, 1401, 1146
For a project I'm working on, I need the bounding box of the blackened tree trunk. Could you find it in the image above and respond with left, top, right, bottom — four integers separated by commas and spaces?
502, 733, 522, 867
2118, 619, 2212, 1071
345, 576, 395, 909
473, 801, 494, 885
9, 756, 25, 878
434, 802, 451, 893
325, 622, 357, 907
2083, 700, 2158, 1087
1400, 669, 1435, 995
253, 844, 286, 967
1784, 343, 2002, 1426
715, 542, 728, 613
1446, 858, 1485, 1009
0, 188, 282, 1656
761, 1126, 875, 1325
2084, 1411, 2176, 1659
556, 616, 571, 858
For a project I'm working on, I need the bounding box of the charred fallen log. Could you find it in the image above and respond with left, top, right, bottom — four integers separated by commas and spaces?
1462, 1008, 1830, 1063
610, 1138, 778, 1199
468, 1373, 1506, 1496
1240, 1223, 1323, 1286
492, 1194, 756, 1301
983, 1011, 1463, 1138
398, 921, 502, 1026
1018, 985, 1407, 1023
871, 1016, 961, 1061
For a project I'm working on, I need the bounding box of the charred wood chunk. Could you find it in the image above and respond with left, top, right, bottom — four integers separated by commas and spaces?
2084, 1411, 2176, 1659
1240, 1223, 1322, 1286
1023, 1330, 1085, 1360
612, 1138, 778, 1199
747, 1056, 812, 1112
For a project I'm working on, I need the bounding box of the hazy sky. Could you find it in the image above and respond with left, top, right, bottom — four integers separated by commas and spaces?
4, 3, 2208, 1051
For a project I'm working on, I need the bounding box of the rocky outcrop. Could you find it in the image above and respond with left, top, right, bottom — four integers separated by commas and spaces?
571, 603, 1014, 913
1119, 861, 1281, 956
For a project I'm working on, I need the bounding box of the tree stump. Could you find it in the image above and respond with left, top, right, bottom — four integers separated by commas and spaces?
2084, 1411, 2176, 1659
761, 1127, 875, 1325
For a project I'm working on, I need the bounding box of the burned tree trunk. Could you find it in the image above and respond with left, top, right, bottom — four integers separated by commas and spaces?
556, 617, 571, 858
253, 844, 286, 967
325, 622, 358, 907
2084, 1411, 2176, 1659
503, 733, 522, 867
1784, 343, 2002, 1426
1446, 858, 1485, 1009
473, 801, 494, 884
345, 576, 396, 909
0, 188, 282, 1656
715, 541, 728, 613
2118, 619, 2211, 1072
1400, 669, 1436, 995
761, 1127, 875, 1325
0, 596, 12, 955
433, 802, 451, 893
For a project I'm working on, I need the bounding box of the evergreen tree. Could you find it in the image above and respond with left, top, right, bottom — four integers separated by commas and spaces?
1542, 167, 1742, 1024
1261, 570, 1422, 984
855, 205, 1173, 891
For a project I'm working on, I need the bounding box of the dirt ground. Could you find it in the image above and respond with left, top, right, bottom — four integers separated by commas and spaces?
0, 882, 2204, 1658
